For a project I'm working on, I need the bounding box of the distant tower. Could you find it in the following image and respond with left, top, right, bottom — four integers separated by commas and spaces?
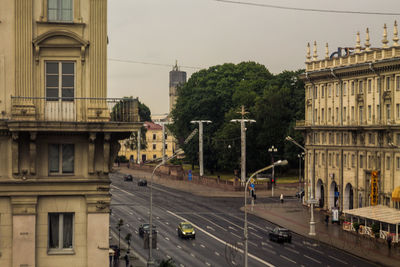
169, 61, 187, 113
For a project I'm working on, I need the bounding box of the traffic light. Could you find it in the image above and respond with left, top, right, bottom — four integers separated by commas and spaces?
271, 177, 275, 184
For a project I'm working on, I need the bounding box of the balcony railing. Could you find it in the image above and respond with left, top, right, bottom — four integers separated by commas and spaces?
10, 96, 140, 123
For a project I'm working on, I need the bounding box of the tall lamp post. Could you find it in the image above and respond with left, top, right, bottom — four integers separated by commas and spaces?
298, 152, 305, 201
190, 120, 212, 177
268, 145, 278, 197
285, 136, 316, 236
244, 160, 288, 267
147, 149, 184, 267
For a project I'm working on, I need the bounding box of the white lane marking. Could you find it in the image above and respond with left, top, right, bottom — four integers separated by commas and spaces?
302, 240, 318, 247
212, 213, 243, 230
167, 210, 275, 267
207, 226, 215, 231
248, 241, 257, 246
200, 244, 205, 248
284, 247, 299, 254
166, 255, 171, 259
190, 253, 195, 257
261, 241, 273, 249
237, 242, 243, 246
165, 237, 169, 241
166, 222, 169, 225
126, 224, 130, 227
156, 216, 160, 219
134, 230, 138, 234
180, 264, 184, 267
304, 254, 321, 264
195, 213, 228, 232
229, 226, 238, 231
280, 255, 296, 264
262, 246, 276, 254
250, 232, 263, 239
206, 262, 211, 266
328, 255, 347, 265
307, 246, 324, 255
177, 245, 182, 249
129, 211, 133, 215
215, 251, 220, 256
266, 226, 273, 231
248, 226, 256, 230
232, 260, 236, 265
231, 232, 242, 239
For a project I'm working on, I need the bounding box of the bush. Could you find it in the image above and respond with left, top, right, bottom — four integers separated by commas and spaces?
353, 222, 360, 233
371, 223, 380, 238
115, 155, 129, 163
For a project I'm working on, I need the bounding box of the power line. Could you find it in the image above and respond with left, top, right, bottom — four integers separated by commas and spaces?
214, 0, 400, 16
108, 58, 203, 70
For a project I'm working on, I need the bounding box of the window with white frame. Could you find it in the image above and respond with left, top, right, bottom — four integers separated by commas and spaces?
48, 0, 73, 22
360, 155, 364, 168
343, 107, 347, 121
397, 157, 400, 170
359, 81, 363, 93
387, 104, 391, 120
321, 108, 324, 122
396, 133, 400, 145
343, 82, 347, 96
321, 85, 325, 98
152, 134, 156, 140
328, 84, 332, 97
351, 81, 355, 95
397, 104, 400, 119
328, 153, 332, 166
152, 144, 156, 150
386, 76, 391, 91
48, 213, 74, 251
336, 107, 339, 122
328, 108, 331, 122
368, 155, 372, 169
153, 154, 157, 159
49, 144, 74, 174
336, 84, 339, 97
351, 154, 355, 168
46, 62, 75, 101
351, 106, 354, 121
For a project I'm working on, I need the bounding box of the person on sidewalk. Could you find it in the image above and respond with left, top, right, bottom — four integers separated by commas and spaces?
124, 254, 130, 267
325, 214, 330, 226
280, 194, 284, 203
387, 235, 392, 252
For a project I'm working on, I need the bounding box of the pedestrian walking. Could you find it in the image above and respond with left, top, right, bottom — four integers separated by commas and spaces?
280, 194, 284, 203
387, 235, 392, 251
124, 254, 130, 267
325, 214, 329, 226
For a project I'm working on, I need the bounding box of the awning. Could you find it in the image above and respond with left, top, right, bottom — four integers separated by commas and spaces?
392, 186, 400, 202
343, 205, 400, 225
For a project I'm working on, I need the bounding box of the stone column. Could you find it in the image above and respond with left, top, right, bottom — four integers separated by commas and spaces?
88, 133, 96, 174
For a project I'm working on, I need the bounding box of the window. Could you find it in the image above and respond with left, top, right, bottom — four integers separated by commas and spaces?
152, 144, 156, 150
396, 133, 400, 145
351, 81, 355, 95
165, 144, 168, 149
46, 62, 74, 101
359, 81, 363, 93
49, 144, 74, 174
153, 154, 157, 159
322, 153, 325, 165
316, 153, 319, 166
336, 133, 340, 144
328, 153, 332, 166
386, 76, 391, 91
343, 107, 347, 121
386, 156, 391, 170
315, 86, 318, 98
336, 154, 339, 167
397, 157, 400, 170
321, 108, 324, 122
336, 84, 339, 97
321, 86, 325, 98
343, 82, 347, 96
368, 79, 372, 93
314, 109, 317, 121
359, 106, 363, 122
322, 132, 326, 143
351, 155, 355, 168
377, 78, 381, 93
396, 76, 400, 91
328, 108, 331, 122
328, 84, 332, 97
368, 155, 372, 169
165, 133, 168, 139
336, 107, 339, 122
360, 155, 364, 168
397, 104, 400, 119
48, 0, 73, 22
351, 106, 354, 121
368, 105, 372, 120
386, 104, 391, 120
328, 133, 332, 144
152, 134, 156, 140
344, 154, 347, 167
377, 104, 381, 120
48, 213, 74, 251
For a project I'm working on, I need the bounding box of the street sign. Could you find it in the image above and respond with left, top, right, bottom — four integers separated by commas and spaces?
249, 178, 255, 184
188, 170, 192, 181
250, 183, 255, 189
307, 199, 319, 205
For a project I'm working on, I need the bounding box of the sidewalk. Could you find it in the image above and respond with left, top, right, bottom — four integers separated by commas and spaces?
114, 166, 400, 267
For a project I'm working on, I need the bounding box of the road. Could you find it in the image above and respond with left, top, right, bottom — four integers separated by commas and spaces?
109, 172, 377, 267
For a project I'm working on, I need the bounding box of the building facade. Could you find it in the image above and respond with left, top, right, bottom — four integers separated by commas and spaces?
169, 62, 187, 113
0, 1, 141, 266
120, 121, 175, 162
298, 23, 400, 211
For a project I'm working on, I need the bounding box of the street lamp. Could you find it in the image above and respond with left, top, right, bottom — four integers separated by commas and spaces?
298, 152, 305, 201
147, 149, 184, 267
268, 145, 278, 197
244, 160, 288, 267
190, 120, 212, 177
285, 136, 316, 236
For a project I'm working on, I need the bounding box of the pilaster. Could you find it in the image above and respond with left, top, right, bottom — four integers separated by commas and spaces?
12, 132, 19, 175
88, 133, 96, 174
29, 132, 36, 175
103, 133, 110, 174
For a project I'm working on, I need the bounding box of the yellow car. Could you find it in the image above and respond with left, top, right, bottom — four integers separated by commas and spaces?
177, 222, 196, 239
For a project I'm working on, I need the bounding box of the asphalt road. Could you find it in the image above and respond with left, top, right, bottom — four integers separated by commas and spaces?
109, 172, 377, 267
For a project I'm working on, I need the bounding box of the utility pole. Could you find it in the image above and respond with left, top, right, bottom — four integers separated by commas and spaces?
137, 128, 141, 164
190, 120, 212, 177
231, 106, 255, 184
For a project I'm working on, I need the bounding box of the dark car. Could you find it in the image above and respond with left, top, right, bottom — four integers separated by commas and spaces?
138, 223, 156, 237
269, 227, 292, 243
124, 174, 133, 181
138, 179, 147, 186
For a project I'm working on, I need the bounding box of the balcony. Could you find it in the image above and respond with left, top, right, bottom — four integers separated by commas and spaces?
10, 96, 140, 123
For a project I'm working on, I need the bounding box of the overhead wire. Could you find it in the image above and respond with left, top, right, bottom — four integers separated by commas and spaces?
108, 58, 203, 70
213, 0, 400, 16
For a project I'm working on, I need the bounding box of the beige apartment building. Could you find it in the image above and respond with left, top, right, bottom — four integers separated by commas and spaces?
120, 121, 175, 163
0, 1, 141, 267
297, 23, 400, 212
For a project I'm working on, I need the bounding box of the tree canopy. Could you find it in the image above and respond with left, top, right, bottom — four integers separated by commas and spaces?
170, 62, 305, 174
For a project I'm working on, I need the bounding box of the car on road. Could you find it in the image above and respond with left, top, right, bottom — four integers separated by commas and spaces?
124, 174, 133, 181
177, 222, 195, 239
138, 223, 157, 237
269, 227, 292, 243
138, 179, 147, 186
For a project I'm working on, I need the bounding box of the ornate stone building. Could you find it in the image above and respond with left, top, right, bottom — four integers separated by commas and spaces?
0, 1, 141, 266
298, 22, 400, 211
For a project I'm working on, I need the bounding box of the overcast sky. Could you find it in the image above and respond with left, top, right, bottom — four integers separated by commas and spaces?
107, 0, 399, 115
